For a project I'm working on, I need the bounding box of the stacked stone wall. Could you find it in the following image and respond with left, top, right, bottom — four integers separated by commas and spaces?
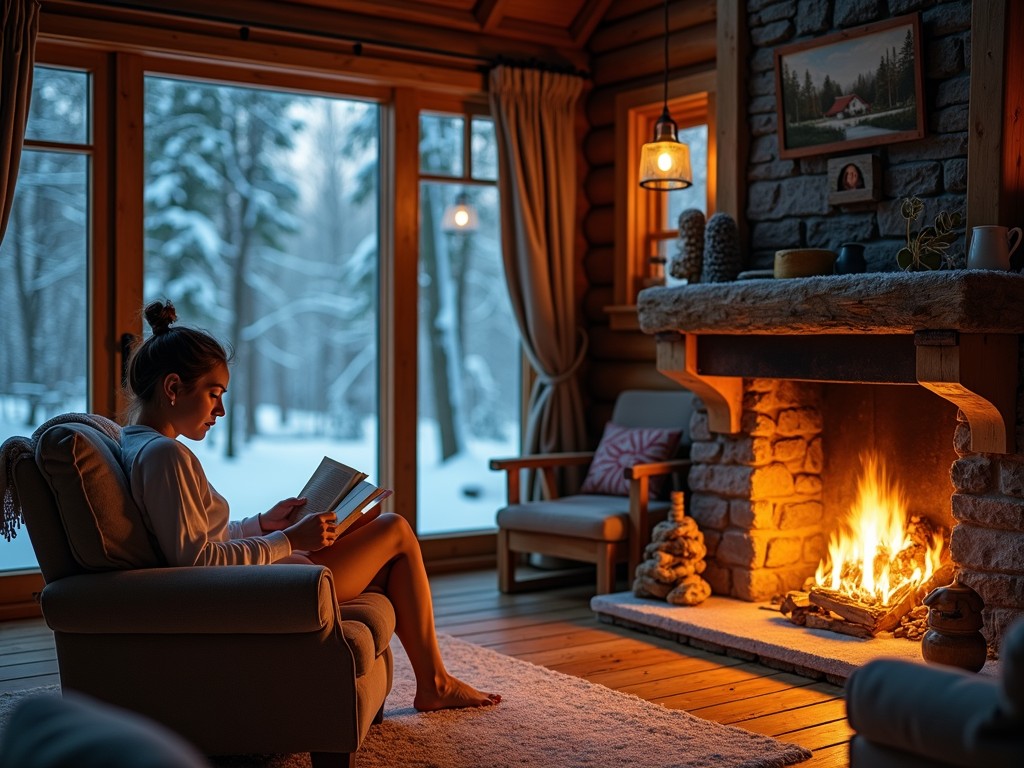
687, 379, 827, 601
948, 344, 1024, 650
745, 0, 971, 272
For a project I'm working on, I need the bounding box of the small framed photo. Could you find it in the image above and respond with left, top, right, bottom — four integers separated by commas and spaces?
774, 14, 925, 159
827, 154, 879, 205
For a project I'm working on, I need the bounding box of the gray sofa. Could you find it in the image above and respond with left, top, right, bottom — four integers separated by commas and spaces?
846, 617, 1024, 768
5, 416, 394, 768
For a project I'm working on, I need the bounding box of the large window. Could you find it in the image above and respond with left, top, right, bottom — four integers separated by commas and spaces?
0, 65, 93, 572
143, 75, 381, 515
417, 112, 519, 535
1, 39, 514, 585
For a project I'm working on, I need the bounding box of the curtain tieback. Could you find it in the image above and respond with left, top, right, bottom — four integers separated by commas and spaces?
536, 330, 589, 386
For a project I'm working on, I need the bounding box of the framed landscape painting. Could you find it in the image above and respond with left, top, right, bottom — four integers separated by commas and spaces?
774, 14, 925, 159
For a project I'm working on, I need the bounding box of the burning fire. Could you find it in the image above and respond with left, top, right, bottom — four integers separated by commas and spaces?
814, 454, 945, 606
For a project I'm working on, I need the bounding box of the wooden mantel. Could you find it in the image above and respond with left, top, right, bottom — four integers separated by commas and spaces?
637, 271, 1024, 454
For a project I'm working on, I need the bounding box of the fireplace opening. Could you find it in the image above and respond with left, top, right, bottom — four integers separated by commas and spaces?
780, 450, 953, 640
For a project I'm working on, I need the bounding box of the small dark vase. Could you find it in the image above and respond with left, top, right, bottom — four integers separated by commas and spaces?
920, 575, 988, 672
835, 242, 867, 274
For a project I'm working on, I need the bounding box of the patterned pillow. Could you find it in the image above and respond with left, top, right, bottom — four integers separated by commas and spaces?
580, 422, 683, 498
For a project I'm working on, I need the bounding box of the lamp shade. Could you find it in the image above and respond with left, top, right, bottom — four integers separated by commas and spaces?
639, 111, 692, 191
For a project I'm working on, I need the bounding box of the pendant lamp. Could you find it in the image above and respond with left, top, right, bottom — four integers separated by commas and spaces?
638, 0, 692, 191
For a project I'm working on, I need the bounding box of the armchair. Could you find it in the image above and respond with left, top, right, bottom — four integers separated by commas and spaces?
845, 617, 1024, 768
4, 417, 394, 768
490, 389, 694, 594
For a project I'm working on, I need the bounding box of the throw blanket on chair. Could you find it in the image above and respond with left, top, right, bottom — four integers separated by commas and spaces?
0, 413, 123, 541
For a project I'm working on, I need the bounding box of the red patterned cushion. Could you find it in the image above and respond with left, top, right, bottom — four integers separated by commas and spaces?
580, 422, 683, 498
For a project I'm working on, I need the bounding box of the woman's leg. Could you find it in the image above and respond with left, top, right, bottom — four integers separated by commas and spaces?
308, 512, 500, 711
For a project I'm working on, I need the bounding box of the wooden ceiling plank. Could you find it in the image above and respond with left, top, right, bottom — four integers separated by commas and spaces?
589, 0, 716, 55
475, 0, 511, 34
569, 0, 616, 47
297, 0, 481, 31
599, 0, 663, 25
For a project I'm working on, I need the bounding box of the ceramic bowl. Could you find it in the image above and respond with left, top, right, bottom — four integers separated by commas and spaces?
773, 248, 837, 278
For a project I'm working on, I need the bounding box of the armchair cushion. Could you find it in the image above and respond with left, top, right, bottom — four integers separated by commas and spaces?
36, 424, 163, 571
846, 656, 1024, 768
498, 494, 671, 541
580, 422, 682, 498
340, 591, 398, 675
0, 692, 209, 768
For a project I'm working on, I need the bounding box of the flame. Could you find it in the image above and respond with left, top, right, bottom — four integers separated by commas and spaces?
814, 454, 944, 606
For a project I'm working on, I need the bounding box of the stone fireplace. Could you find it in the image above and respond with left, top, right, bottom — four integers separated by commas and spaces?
637, 271, 1024, 649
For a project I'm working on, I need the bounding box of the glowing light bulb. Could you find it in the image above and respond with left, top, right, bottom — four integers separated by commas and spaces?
453, 208, 469, 228
657, 152, 673, 172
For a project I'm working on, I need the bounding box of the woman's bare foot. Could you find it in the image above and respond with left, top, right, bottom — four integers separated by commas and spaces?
413, 674, 501, 711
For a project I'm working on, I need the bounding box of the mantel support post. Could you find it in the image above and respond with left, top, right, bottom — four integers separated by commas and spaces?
916, 332, 1018, 454
655, 332, 743, 434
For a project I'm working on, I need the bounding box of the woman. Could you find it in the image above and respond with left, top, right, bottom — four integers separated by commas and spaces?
838, 162, 865, 191
121, 299, 499, 712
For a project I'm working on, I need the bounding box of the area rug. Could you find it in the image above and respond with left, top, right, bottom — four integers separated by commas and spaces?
591, 592, 1000, 682
0, 634, 812, 768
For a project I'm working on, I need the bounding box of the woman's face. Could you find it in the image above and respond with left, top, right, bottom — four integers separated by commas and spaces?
843, 165, 861, 188
170, 362, 229, 441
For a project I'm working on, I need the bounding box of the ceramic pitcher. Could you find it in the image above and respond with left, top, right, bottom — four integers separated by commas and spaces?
967, 225, 1022, 270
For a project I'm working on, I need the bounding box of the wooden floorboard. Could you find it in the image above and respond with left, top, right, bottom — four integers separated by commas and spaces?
0, 568, 851, 766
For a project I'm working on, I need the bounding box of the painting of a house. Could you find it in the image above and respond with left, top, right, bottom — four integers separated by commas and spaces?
824, 94, 870, 119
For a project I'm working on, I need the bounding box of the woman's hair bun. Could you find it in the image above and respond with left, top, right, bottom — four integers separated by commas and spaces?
144, 300, 178, 336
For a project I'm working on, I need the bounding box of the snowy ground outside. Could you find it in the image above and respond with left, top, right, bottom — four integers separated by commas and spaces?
0, 400, 515, 572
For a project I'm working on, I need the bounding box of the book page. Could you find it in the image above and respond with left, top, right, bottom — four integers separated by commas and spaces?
298, 457, 365, 516
335, 487, 393, 536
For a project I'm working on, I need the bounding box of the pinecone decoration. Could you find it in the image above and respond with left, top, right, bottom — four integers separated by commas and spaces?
669, 209, 705, 283
701, 212, 742, 282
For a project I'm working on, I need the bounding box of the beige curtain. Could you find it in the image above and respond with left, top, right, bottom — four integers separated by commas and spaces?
0, 0, 40, 244
489, 65, 588, 485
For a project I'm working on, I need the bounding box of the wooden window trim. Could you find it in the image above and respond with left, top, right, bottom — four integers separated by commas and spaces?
608, 68, 716, 331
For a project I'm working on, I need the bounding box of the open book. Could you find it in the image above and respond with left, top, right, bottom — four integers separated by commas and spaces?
297, 457, 392, 536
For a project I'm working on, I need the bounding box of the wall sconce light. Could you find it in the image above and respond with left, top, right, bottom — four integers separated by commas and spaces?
638, 0, 692, 191
441, 192, 478, 232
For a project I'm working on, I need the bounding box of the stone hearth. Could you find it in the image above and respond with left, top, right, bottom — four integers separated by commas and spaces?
590, 592, 1000, 685
636, 271, 1024, 649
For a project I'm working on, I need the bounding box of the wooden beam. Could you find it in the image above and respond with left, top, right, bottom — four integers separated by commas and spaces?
475, 0, 509, 34
715, 0, 747, 242
966, 0, 1006, 232
40, 11, 488, 95
1002, 0, 1024, 236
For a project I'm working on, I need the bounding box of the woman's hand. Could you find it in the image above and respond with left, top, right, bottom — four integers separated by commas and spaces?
259, 497, 307, 532
282, 510, 338, 552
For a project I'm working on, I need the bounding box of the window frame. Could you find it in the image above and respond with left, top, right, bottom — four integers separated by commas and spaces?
0, 43, 112, 616
609, 70, 717, 330
413, 94, 508, 563
1, 17, 507, 611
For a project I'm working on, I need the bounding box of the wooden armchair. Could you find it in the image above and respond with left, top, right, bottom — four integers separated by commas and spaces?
490, 390, 694, 594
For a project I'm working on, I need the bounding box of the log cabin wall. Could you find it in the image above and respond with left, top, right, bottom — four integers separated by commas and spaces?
745, 0, 972, 272
580, 0, 717, 436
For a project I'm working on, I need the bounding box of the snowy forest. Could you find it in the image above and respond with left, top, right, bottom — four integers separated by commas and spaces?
1, 68, 520, 567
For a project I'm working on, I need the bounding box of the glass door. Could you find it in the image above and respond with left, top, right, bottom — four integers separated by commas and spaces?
142, 74, 382, 518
